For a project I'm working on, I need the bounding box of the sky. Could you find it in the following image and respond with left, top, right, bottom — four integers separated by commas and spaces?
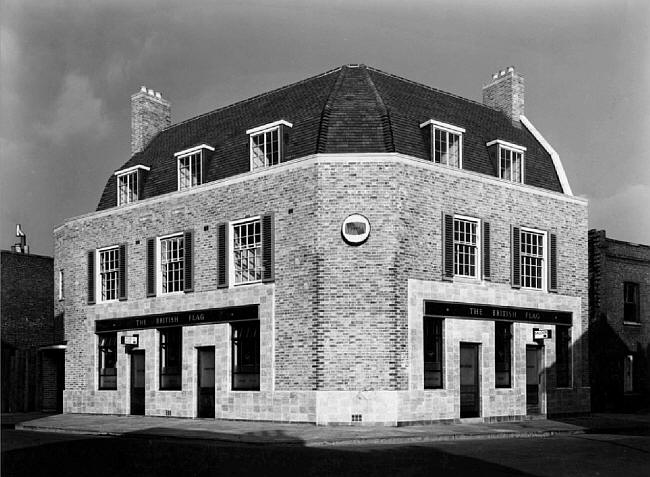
1, 0, 649, 256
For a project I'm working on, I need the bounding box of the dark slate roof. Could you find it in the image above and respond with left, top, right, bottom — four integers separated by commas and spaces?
97, 65, 562, 211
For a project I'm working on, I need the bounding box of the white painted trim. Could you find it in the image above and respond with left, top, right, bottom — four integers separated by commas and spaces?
520, 115, 573, 196
245, 120, 293, 135
419, 119, 466, 134
452, 215, 481, 280
519, 227, 548, 292
113, 165, 150, 176
229, 216, 263, 287
173, 144, 215, 157
486, 139, 527, 152
157, 232, 184, 296
55, 152, 587, 231
96, 245, 120, 303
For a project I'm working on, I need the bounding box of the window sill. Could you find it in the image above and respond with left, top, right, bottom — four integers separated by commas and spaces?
98, 388, 117, 391
424, 388, 444, 391
234, 280, 263, 287
623, 321, 642, 327
453, 276, 481, 284
159, 388, 183, 392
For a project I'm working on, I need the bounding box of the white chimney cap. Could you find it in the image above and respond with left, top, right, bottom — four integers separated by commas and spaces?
140, 85, 147, 92
155, 92, 162, 99
492, 73, 499, 80
508, 66, 514, 73
148, 89, 154, 96
500, 69, 506, 77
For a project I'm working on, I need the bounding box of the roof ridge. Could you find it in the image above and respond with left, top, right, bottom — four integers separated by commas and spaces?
160, 65, 345, 134
316, 66, 348, 153
365, 65, 499, 112
362, 67, 395, 152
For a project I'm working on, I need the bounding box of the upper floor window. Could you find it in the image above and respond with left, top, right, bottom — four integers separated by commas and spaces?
246, 120, 292, 171
159, 234, 185, 293
453, 216, 481, 278
487, 140, 526, 183
114, 165, 150, 206
98, 246, 120, 302
519, 228, 547, 290
232, 218, 263, 285
624, 282, 640, 323
175, 145, 213, 191
420, 119, 464, 168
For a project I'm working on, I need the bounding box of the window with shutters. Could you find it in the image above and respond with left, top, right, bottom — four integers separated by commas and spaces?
98, 333, 117, 390
158, 234, 185, 294
232, 218, 262, 285
246, 120, 292, 171
424, 317, 443, 389
520, 228, 547, 290
495, 322, 512, 388
556, 325, 571, 388
232, 321, 260, 390
453, 216, 481, 279
174, 145, 213, 191
623, 282, 640, 323
420, 119, 464, 167
114, 165, 149, 206
98, 246, 120, 302
160, 327, 182, 390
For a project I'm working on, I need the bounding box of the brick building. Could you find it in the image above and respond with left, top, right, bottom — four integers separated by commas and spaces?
55, 64, 589, 424
589, 230, 649, 411
1, 230, 65, 412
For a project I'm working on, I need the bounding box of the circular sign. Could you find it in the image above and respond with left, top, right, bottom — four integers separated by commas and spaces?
341, 214, 370, 245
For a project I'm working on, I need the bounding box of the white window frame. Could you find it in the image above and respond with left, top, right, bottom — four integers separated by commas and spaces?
114, 165, 150, 206
420, 119, 465, 168
96, 246, 120, 303
246, 120, 292, 171
230, 216, 263, 286
176, 149, 208, 191
519, 227, 547, 291
157, 233, 185, 295
453, 215, 481, 279
487, 140, 526, 183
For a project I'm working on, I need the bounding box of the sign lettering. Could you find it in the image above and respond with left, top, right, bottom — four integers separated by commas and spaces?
424, 301, 571, 326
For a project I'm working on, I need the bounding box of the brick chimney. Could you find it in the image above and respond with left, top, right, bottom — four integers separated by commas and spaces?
131, 86, 171, 155
482, 66, 524, 121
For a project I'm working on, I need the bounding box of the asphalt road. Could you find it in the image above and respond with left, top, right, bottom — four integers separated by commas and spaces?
3, 428, 650, 477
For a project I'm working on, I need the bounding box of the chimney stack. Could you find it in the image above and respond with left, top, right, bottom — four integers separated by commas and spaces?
482, 66, 524, 121
11, 224, 29, 254
131, 86, 171, 155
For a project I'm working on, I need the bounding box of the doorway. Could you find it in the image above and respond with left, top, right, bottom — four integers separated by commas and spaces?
130, 351, 145, 415
460, 343, 480, 418
197, 347, 215, 418
526, 345, 542, 414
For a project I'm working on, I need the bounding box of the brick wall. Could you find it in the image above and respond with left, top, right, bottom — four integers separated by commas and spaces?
1, 251, 55, 412
56, 153, 588, 422
131, 89, 171, 155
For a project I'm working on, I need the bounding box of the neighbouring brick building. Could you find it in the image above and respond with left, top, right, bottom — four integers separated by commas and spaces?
55, 64, 589, 424
1, 230, 65, 412
589, 230, 649, 411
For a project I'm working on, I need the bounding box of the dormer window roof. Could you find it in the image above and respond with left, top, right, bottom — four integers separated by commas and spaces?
420, 119, 465, 168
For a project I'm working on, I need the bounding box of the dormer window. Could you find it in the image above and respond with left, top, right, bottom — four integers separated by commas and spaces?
114, 165, 150, 206
246, 120, 292, 171
487, 140, 526, 183
174, 144, 214, 191
420, 119, 465, 168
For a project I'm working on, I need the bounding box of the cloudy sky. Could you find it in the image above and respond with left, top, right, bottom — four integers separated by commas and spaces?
1, 0, 649, 255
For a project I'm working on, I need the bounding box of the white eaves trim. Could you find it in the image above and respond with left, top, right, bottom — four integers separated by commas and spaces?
114, 164, 151, 176
173, 144, 215, 157
246, 120, 293, 135
486, 139, 527, 152
419, 119, 466, 134
519, 115, 573, 196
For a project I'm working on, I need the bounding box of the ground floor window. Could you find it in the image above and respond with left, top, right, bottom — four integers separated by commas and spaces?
556, 326, 571, 387
160, 327, 182, 390
424, 317, 443, 389
495, 322, 512, 388
232, 321, 260, 390
624, 354, 634, 393
98, 333, 117, 390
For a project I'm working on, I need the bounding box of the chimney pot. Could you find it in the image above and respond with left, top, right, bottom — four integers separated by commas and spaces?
140, 85, 147, 93
147, 89, 154, 96
155, 92, 162, 99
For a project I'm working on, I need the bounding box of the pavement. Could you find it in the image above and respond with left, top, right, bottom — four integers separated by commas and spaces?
5, 412, 650, 447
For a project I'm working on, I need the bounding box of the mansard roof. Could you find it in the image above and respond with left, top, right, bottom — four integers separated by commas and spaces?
97, 64, 563, 211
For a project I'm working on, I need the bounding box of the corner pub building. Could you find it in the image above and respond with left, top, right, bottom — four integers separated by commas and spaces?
55, 64, 589, 424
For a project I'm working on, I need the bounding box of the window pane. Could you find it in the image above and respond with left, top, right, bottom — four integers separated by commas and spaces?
424, 317, 443, 389
98, 333, 117, 389
453, 218, 478, 278
233, 219, 262, 284
232, 321, 260, 390
99, 248, 119, 301
495, 322, 511, 388
520, 230, 545, 289
556, 326, 571, 387
160, 235, 184, 293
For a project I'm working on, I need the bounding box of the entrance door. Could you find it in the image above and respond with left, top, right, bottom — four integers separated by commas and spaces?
460, 343, 480, 418
130, 351, 145, 416
526, 346, 541, 414
197, 347, 215, 418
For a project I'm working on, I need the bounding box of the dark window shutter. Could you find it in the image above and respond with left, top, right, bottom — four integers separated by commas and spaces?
217, 223, 229, 288
443, 213, 454, 280
184, 230, 193, 293
87, 250, 95, 305
262, 214, 275, 282
118, 244, 127, 301
483, 221, 491, 280
511, 226, 521, 288
200, 153, 205, 185
549, 233, 558, 292
280, 124, 288, 163
146, 237, 156, 297
137, 169, 145, 200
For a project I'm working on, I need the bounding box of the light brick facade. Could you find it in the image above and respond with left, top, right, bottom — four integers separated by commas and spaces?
55, 154, 589, 424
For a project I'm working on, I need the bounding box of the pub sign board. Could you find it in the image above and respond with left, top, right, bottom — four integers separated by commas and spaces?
96, 304, 259, 333
424, 301, 572, 326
